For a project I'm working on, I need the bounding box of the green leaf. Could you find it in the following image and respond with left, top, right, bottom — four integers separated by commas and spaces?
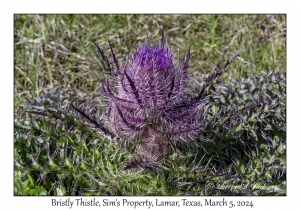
14, 159, 27, 171
64, 158, 75, 170
264, 171, 272, 181
56, 185, 66, 195
47, 157, 61, 170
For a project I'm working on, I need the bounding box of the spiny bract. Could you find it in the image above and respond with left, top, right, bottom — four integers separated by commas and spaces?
96, 29, 209, 159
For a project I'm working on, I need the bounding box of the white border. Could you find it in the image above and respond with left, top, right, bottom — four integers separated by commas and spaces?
2, 0, 298, 209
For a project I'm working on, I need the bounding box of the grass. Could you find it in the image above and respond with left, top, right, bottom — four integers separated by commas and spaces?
14, 14, 286, 106
14, 14, 286, 196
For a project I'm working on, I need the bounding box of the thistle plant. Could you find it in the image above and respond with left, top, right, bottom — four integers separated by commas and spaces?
95, 29, 211, 159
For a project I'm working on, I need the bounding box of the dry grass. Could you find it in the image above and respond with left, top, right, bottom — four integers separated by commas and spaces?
14, 14, 286, 108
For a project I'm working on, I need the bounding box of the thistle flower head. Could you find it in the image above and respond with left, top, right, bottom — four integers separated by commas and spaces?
97, 29, 209, 159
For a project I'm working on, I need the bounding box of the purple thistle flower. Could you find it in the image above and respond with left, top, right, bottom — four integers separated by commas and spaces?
96, 28, 209, 159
